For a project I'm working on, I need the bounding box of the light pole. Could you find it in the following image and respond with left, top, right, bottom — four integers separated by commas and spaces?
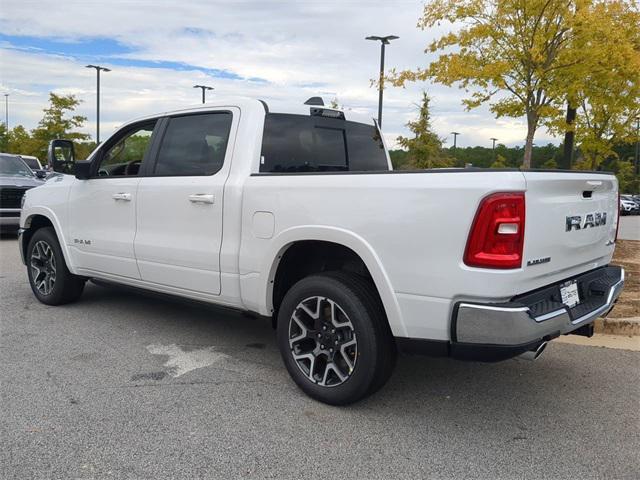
194, 85, 214, 104
490, 137, 498, 161
451, 132, 460, 150
86, 65, 111, 144
634, 116, 639, 175
3, 94, 8, 131
365, 35, 398, 128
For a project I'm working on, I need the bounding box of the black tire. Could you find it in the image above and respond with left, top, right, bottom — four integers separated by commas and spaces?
277, 272, 396, 405
26, 227, 85, 305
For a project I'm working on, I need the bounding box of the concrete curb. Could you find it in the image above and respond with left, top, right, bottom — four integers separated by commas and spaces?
594, 317, 640, 336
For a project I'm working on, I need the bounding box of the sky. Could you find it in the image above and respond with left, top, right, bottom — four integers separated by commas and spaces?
0, 0, 560, 149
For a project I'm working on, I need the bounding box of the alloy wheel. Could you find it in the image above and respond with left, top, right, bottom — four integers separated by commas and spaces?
288, 296, 358, 387
30, 240, 57, 295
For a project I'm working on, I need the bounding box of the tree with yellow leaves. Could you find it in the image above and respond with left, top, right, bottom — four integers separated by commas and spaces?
391, 0, 640, 169
549, 1, 640, 170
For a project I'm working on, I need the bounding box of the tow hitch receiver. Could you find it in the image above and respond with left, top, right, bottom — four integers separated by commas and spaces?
569, 323, 594, 338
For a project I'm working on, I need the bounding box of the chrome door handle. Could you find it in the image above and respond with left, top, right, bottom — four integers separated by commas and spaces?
188, 194, 215, 204
112, 193, 132, 201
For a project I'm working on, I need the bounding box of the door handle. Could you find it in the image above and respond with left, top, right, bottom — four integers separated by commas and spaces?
112, 193, 132, 201
188, 194, 215, 204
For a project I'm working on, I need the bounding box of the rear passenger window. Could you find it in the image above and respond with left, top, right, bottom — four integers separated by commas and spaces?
154, 112, 232, 176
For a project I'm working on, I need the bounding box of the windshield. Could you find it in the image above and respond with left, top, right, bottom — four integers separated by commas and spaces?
21, 157, 40, 169
0, 155, 35, 177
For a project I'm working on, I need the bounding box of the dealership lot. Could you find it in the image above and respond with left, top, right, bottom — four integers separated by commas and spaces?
1, 235, 639, 479
618, 215, 640, 241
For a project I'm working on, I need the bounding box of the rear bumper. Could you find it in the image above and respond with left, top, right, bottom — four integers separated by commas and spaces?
397, 265, 624, 362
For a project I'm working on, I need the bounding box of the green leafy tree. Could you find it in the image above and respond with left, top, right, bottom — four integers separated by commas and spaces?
30, 93, 89, 159
0, 123, 7, 152
1, 93, 91, 163
8, 125, 36, 155
490, 153, 508, 168
540, 158, 558, 169
388, 149, 411, 170
396, 92, 453, 169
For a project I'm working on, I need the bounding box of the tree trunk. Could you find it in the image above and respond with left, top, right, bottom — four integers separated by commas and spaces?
523, 120, 536, 169
562, 105, 577, 170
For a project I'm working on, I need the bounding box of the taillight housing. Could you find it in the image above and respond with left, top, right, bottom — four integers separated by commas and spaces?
464, 192, 526, 269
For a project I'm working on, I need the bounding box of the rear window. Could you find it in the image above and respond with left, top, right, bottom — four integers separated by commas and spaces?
260, 113, 388, 173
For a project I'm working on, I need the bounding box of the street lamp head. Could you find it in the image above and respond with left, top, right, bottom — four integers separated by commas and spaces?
194, 85, 214, 91
86, 64, 111, 72
366, 35, 399, 44
451, 131, 460, 135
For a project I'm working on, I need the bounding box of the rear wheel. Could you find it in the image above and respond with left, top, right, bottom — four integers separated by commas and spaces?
27, 227, 85, 305
277, 272, 396, 405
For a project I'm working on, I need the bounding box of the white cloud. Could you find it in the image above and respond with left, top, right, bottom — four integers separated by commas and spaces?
0, 0, 561, 148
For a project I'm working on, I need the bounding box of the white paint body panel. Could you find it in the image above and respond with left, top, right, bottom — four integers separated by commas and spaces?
134, 107, 241, 295
20, 97, 619, 342
68, 177, 141, 279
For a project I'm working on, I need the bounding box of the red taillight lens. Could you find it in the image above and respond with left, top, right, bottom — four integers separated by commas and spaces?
464, 192, 526, 269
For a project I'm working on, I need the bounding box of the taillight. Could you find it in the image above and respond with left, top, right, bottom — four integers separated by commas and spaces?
464, 192, 526, 269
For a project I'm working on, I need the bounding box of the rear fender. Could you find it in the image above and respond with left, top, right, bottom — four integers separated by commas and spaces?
257, 225, 407, 337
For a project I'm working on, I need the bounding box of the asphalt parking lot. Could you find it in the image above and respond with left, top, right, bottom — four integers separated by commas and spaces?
618, 214, 640, 241
1, 235, 639, 480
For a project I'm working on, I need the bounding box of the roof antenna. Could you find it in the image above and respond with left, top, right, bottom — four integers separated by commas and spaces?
304, 96, 324, 106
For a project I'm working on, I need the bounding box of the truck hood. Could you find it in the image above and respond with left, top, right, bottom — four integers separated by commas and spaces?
0, 175, 45, 188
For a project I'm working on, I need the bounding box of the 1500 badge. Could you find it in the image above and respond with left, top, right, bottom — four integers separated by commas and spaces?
566, 212, 607, 232
74, 238, 92, 245
527, 257, 551, 267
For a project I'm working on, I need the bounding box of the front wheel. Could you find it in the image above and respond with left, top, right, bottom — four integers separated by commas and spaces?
27, 227, 85, 305
277, 272, 396, 405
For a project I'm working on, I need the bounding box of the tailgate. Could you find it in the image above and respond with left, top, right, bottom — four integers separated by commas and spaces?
522, 171, 618, 280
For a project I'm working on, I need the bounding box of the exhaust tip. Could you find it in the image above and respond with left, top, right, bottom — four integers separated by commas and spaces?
519, 341, 548, 361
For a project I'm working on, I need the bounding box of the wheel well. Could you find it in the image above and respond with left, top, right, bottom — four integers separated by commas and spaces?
21, 215, 54, 257
271, 240, 380, 326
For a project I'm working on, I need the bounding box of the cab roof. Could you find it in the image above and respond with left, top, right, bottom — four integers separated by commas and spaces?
121, 96, 375, 129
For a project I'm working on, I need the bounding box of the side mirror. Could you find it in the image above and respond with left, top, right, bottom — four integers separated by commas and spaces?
74, 160, 92, 180
48, 139, 75, 174
34, 170, 47, 179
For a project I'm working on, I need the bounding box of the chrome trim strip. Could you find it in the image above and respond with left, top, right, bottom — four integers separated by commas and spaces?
534, 308, 566, 322
458, 303, 530, 313
571, 272, 625, 325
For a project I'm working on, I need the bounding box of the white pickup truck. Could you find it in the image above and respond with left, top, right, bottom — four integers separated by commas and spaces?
19, 97, 624, 404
